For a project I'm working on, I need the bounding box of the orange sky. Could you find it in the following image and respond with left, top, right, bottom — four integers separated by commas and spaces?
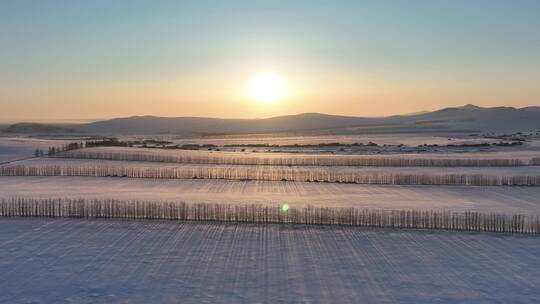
1, 1, 539, 122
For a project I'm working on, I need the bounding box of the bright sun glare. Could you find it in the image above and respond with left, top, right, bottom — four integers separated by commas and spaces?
247, 72, 286, 103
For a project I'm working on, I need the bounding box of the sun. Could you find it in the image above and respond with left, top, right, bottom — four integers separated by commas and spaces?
247, 72, 286, 103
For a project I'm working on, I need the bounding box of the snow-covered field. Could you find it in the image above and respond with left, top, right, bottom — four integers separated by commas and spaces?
0, 218, 539, 304
4, 157, 540, 186
0, 137, 73, 163
10, 157, 540, 174
1, 176, 540, 214
1, 136, 540, 303
121, 133, 540, 147
62, 146, 540, 166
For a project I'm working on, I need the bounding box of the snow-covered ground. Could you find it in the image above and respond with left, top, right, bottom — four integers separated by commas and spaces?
0, 218, 538, 303
119, 133, 540, 147
1, 136, 540, 303
66, 146, 540, 163
0, 137, 74, 163
2, 176, 539, 214
9, 157, 540, 175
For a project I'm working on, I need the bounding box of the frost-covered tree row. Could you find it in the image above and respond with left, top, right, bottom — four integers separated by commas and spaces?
1, 198, 538, 234
45, 142, 85, 157
1, 164, 540, 186
57, 150, 536, 167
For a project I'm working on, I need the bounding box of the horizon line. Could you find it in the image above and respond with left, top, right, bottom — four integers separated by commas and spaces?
1, 103, 538, 125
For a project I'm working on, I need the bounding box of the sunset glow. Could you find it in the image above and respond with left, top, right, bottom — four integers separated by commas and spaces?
247, 73, 287, 104
1, 1, 539, 122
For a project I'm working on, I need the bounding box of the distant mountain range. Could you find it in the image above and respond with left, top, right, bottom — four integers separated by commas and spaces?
4, 105, 540, 135
3, 123, 74, 134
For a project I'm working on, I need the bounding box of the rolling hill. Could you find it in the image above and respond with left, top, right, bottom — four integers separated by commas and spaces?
74, 105, 540, 135
5, 105, 540, 135
3, 123, 74, 134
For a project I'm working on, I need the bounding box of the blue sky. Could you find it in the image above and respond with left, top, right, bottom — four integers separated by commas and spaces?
1, 0, 539, 121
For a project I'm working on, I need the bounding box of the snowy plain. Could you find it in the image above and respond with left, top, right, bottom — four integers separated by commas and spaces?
1, 136, 540, 303
118, 132, 540, 147
0, 137, 73, 163
1, 176, 540, 214
0, 218, 539, 304
66, 146, 540, 164
9, 157, 540, 176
